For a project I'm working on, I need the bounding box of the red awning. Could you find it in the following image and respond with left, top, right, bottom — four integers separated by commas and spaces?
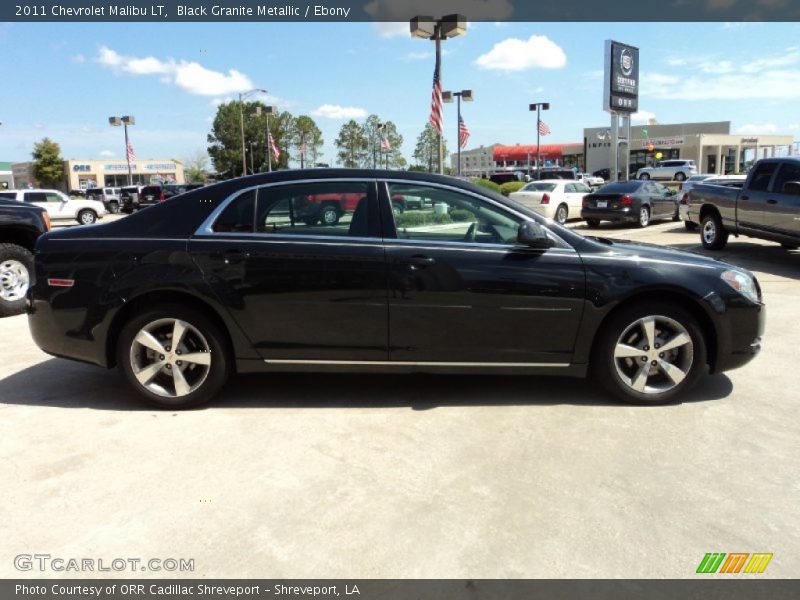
493, 144, 579, 162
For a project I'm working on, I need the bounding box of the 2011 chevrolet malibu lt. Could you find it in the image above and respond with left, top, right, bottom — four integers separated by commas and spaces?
27, 170, 765, 409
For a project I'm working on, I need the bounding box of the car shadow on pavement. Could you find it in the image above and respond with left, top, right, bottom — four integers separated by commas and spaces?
0, 358, 734, 411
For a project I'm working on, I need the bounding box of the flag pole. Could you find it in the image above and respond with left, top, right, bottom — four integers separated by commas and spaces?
536, 104, 541, 176
435, 28, 443, 175
266, 113, 272, 172
123, 122, 132, 186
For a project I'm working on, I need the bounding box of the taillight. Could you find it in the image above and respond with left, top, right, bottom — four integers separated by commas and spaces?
620, 194, 633, 206
582, 195, 591, 207
680, 192, 689, 205
42, 212, 51, 231
159, 191, 166, 201
541, 193, 550, 204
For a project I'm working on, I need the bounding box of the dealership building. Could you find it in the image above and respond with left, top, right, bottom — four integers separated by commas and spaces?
584, 121, 795, 175
11, 158, 185, 191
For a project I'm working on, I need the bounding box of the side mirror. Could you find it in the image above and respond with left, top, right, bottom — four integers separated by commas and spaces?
781, 181, 800, 196
517, 221, 554, 249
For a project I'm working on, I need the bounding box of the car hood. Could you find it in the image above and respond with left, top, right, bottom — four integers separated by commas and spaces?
578, 236, 741, 273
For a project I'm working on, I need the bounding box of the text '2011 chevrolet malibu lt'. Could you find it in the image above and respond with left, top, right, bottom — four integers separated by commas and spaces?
27, 170, 765, 408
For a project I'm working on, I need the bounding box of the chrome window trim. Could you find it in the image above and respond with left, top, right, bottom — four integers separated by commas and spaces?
194, 178, 380, 237
379, 178, 575, 252
263, 359, 570, 368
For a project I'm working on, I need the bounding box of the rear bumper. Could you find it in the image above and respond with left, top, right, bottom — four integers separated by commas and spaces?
581, 207, 638, 223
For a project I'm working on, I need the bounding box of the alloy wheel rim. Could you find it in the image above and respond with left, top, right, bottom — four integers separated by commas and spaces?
703, 220, 716, 244
129, 318, 211, 398
323, 209, 337, 224
557, 207, 567, 223
81, 212, 94, 224
613, 315, 693, 395
640, 209, 649, 225
0, 259, 29, 302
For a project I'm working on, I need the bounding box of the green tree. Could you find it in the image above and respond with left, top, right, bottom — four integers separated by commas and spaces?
362, 115, 406, 169
184, 151, 209, 183
292, 115, 323, 168
413, 124, 448, 173
207, 101, 294, 178
31, 138, 65, 188
378, 121, 406, 169
334, 120, 367, 168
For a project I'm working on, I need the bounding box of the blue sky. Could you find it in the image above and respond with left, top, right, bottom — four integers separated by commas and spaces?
1, 21, 799, 166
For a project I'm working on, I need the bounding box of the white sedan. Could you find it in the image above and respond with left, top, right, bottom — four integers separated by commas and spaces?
509, 179, 593, 224
0, 189, 107, 225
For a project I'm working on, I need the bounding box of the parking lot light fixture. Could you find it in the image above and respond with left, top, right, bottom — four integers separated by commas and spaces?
410, 13, 467, 174
238, 88, 267, 177
109, 115, 135, 185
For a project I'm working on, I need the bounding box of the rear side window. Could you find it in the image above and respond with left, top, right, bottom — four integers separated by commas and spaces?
25, 192, 48, 203
772, 162, 800, 194
0, 192, 15, 200
213, 190, 256, 233
749, 162, 778, 192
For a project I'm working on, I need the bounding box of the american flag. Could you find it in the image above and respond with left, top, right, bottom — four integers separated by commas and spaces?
268, 132, 280, 162
458, 115, 470, 149
380, 135, 391, 151
126, 140, 136, 162
538, 119, 551, 136
429, 58, 443, 134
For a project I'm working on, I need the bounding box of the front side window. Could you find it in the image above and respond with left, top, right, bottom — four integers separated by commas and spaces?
749, 162, 778, 192
256, 181, 372, 238
388, 183, 522, 245
45, 193, 63, 203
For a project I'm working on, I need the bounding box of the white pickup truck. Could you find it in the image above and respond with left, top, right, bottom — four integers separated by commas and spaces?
0, 189, 107, 225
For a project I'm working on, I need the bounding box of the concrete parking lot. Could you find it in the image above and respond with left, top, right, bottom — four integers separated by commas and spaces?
1, 219, 798, 578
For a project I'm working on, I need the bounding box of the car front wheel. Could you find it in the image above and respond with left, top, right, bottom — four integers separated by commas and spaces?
0, 244, 33, 317
638, 173, 650, 180
77, 209, 97, 225
674, 172, 686, 182
592, 303, 707, 404
117, 305, 230, 409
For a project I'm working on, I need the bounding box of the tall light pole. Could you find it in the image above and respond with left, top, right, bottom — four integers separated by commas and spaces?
108, 115, 135, 186
239, 88, 267, 177
411, 14, 467, 175
443, 89, 473, 176
529, 102, 550, 176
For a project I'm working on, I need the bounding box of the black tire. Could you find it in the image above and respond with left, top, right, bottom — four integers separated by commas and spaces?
555, 204, 568, 225
592, 301, 707, 405
672, 207, 681, 222
674, 172, 686, 182
320, 204, 340, 226
303, 216, 318, 226
637, 206, 651, 228
585, 219, 601, 228
392, 203, 404, 217
700, 212, 728, 250
684, 221, 698, 231
108, 202, 120, 215
117, 304, 231, 409
77, 209, 97, 225
638, 173, 650, 180
0, 244, 33, 318
781, 243, 798, 250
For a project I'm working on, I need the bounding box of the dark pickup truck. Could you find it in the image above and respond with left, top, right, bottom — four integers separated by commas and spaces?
0, 198, 50, 317
689, 157, 800, 250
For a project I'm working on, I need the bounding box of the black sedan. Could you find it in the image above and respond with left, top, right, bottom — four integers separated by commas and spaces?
27, 170, 765, 408
581, 180, 680, 228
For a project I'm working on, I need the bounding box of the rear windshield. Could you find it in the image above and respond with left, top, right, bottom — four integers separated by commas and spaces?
522, 183, 557, 192
595, 181, 642, 193
0, 192, 16, 200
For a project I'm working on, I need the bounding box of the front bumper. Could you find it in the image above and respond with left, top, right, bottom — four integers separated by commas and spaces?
710, 297, 766, 374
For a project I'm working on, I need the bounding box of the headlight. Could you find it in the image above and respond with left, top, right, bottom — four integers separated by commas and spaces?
721, 270, 760, 304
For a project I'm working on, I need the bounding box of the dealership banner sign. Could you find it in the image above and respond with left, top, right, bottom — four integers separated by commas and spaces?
637, 136, 686, 149
604, 40, 639, 113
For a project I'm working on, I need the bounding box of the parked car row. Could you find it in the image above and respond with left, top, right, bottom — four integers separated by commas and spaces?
581, 180, 679, 228
0, 189, 107, 224
121, 183, 205, 212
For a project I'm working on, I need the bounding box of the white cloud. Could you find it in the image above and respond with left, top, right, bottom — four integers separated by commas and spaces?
95, 45, 254, 96
736, 123, 779, 134
474, 35, 567, 72
72, 53, 86, 63
372, 22, 408, 38
404, 51, 431, 61
789, 123, 800, 129
99, 149, 115, 157
631, 110, 657, 124
311, 104, 368, 119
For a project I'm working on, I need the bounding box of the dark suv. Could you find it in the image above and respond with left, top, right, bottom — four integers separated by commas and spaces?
124, 184, 204, 212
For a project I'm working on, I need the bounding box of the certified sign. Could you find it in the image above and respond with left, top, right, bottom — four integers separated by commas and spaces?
604, 40, 640, 113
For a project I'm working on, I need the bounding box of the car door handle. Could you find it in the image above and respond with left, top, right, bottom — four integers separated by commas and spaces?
767, 199, 778, 205
397, 255, 436, 268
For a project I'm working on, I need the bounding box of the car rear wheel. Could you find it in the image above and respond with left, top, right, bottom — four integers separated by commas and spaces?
592, 303, 707, 404
555, 204, 568, 225
585, 219, 601, 228
77, 209, 97, 225
638, 173, 650, 180
0, 244, 32, 318
674, 172, 687, 182
117, 305, 230, 409
108, 202, 120, 214
637, 206, 650, 228
700, 212, 728, 250
684, 221, 698, 231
